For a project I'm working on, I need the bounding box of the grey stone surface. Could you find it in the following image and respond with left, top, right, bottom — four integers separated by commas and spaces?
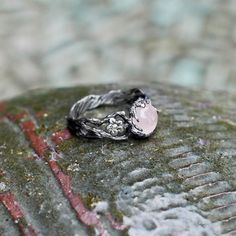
0, 0, 236, 100
0, 83, 235, 235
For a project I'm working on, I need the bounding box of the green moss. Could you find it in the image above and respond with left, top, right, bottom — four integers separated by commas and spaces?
1, 83, 235, 235
0, 121, 72, 231
84, 192, 100, 209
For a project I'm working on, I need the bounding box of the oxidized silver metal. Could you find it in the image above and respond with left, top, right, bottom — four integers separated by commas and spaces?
67, 88, 158, 140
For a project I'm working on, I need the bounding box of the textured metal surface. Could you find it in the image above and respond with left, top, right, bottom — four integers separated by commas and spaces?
68, 88, 154, 140
0, 83, 235, 235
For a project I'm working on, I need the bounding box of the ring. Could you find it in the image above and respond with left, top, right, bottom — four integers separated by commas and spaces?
67, 88, 159, 140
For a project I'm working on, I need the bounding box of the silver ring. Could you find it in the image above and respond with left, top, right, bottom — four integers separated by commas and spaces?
67, 88, 159, 140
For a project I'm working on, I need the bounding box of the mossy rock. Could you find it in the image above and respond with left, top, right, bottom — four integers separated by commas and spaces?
0, 83, 235, 236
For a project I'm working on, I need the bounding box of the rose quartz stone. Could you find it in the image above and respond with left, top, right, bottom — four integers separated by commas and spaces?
131, 102, 158, 136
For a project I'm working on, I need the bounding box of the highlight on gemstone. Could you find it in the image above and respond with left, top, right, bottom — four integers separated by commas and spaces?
131, 99, 158, 137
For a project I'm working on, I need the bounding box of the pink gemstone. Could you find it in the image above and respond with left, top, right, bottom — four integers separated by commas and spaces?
131, 102, 158, 136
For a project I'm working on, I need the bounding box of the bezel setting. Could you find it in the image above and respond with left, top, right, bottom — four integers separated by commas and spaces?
129, 97, 158, 138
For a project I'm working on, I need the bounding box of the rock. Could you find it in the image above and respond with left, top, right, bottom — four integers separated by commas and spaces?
0, 83, 235, 236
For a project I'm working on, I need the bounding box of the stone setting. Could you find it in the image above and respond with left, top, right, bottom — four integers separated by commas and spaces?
130, 98, 158, 138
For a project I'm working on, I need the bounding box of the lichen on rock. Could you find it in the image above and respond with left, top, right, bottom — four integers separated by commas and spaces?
0, 83, 235, 236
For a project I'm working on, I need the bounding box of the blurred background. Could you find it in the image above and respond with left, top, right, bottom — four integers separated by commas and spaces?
0, 0, 236, 100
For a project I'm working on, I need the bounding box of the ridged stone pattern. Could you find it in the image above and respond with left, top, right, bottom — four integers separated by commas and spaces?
0, 83, 235, 236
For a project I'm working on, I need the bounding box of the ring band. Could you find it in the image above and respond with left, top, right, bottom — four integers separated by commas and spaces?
67, 88, 158, 140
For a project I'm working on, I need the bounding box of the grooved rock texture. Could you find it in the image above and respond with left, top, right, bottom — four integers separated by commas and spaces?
0, 83, 235, 236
